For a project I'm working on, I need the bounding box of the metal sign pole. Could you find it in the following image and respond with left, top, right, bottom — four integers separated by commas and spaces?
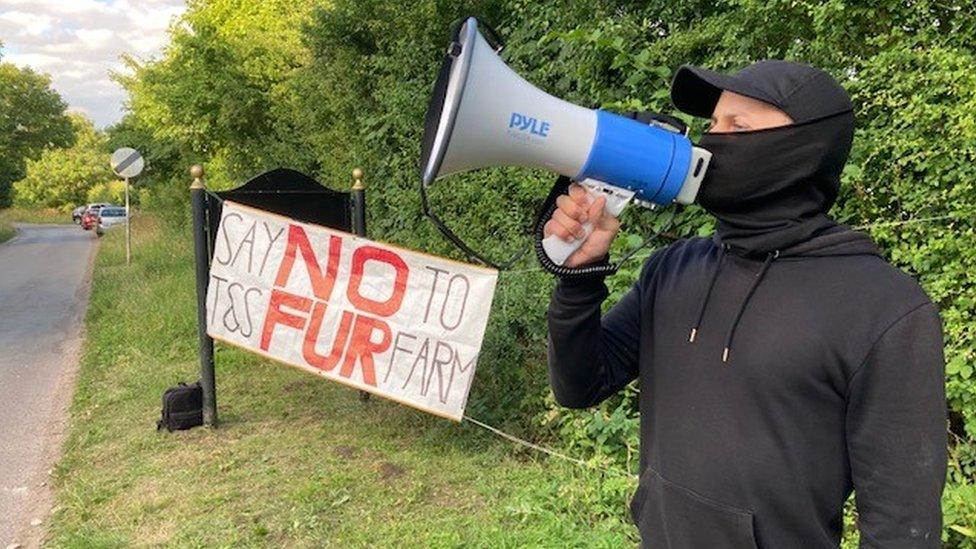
125, 177, 131, 265
190, 165, 217, 426
351, 168, 371, 404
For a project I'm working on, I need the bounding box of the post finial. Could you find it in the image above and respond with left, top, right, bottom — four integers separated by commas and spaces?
352, 167, 364, 190
190, 164, 205, 189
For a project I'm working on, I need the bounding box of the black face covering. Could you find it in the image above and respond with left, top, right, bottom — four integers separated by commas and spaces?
696, 110, 855, 255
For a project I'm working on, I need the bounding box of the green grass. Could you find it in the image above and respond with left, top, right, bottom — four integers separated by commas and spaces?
0, 206, 77, 243
0, 220, 14, 244
46, 215, 638, 547
0, 207, 73, 225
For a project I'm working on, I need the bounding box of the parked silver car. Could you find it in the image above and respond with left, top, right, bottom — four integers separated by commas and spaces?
71, 205, 87, 224
97, 207, 128, 230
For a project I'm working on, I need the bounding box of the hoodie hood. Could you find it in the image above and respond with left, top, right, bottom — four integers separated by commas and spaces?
777, 223, 881, 258
697, 110, 856, 256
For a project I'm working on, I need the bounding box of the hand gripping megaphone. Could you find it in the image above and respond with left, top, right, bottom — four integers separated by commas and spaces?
420, 17, 711, 267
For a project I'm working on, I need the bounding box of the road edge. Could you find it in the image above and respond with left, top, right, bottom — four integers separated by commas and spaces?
0, 226, 20, 247
17, 233, 100, 548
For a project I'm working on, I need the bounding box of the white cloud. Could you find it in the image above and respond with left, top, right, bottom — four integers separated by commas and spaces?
0, 11, 54, 36
4, 52, 62, 68
0, 0, 186, 127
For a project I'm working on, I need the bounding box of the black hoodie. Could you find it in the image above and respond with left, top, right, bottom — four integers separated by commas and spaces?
548, 226, 946, 547
545, 107, 946, 547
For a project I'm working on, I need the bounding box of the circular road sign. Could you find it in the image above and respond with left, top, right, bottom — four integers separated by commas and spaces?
111, 147, 144, 179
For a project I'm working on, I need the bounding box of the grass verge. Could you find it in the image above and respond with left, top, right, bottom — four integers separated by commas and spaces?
0, 207, 73, 225
0, 220, 14, 244
47, 214, 638, 547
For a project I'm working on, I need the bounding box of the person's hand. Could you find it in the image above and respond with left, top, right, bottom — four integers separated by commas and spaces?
543, 183, 621, 267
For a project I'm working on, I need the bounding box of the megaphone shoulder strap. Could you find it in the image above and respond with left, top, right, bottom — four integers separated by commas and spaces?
418, 178, 529, 270
447, 16, 505, 52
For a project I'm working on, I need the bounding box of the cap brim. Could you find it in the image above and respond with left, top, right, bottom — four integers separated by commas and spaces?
670, 65, 778, 119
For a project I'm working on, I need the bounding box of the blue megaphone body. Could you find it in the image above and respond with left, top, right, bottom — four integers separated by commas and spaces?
420, 17, 711, 265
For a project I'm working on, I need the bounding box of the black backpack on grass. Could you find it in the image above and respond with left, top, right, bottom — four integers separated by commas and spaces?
157, 381, 203, 432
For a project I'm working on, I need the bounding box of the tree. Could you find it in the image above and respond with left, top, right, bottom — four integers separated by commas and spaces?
85, 180, 127, 205
12, 114, 114, 210
117, 0, 318, 189
0, 63, 75, 206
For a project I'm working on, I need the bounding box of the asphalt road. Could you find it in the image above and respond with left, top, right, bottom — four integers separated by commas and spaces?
0, 224, 95, 547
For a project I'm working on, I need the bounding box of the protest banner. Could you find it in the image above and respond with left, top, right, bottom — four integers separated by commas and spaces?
206, 201, 498, 421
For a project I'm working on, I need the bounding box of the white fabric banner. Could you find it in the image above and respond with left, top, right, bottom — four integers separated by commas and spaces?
206, 201, 498, 421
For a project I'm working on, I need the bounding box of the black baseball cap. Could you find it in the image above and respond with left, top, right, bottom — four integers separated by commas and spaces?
670, 60, 853, 123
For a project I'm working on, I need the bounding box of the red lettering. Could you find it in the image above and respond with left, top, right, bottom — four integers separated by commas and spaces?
302, 302, 354, 372
260, 289, 311, 351
274, 225, 342, 301
347, 246, 409, 317
339, 314, 392, 386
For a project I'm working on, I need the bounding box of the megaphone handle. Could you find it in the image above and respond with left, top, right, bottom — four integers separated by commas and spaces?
540, 179, 635, 266
541, 220, 594, 266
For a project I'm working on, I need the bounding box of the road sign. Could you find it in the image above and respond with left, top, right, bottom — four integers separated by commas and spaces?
110, 147, 143, 265
111, 147, 144, 179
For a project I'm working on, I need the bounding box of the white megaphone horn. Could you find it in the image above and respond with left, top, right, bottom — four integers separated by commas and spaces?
420, 17, 711, 266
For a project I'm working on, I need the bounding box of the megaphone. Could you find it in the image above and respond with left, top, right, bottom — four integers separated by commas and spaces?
420, 17, 712, 266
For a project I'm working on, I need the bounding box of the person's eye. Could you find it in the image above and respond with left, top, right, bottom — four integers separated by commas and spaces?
732, 122, 750, 131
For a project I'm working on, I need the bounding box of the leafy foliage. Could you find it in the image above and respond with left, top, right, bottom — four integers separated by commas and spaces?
85, 180, 127, 205
0, 62, 74, 207
12, 115, 114, 210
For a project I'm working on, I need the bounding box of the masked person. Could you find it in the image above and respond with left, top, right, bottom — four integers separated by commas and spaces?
544, 60, 946, 548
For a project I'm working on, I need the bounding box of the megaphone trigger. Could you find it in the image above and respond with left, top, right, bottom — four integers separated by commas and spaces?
579, 179, 637, 218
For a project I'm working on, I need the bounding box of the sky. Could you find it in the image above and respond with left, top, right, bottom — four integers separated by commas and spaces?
0, 0, 186, 128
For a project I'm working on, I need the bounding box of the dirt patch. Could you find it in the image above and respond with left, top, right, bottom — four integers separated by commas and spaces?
375, 461, 406, 481
282, 380, 309, 393
334, 445, 357, 459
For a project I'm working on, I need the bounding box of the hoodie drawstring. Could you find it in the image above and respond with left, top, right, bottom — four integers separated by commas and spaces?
688, 246, 780, 363
722, 250, 779, 363
689, 243, 729, 343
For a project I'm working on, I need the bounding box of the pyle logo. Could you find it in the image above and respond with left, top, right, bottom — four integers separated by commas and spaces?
508, 112, 551, 137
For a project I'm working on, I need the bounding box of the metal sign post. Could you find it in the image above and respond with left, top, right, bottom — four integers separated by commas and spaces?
110, 147, 144, 265
124, 177, 130, 264
189, 165, 217, 426
351, 168, 371, 404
